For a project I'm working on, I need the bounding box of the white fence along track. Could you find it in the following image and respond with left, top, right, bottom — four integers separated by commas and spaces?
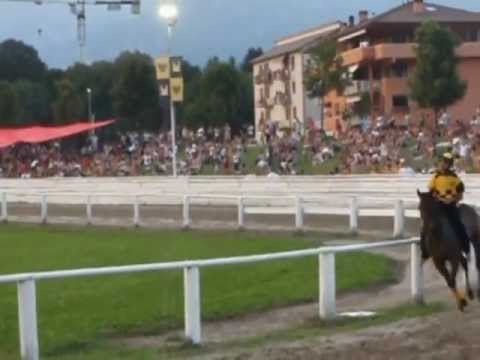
0, 238, 422, 360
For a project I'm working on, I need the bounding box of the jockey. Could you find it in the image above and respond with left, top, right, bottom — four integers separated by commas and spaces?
421, 152, 470, 259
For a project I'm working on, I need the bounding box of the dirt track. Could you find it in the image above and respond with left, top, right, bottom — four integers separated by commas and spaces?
6, 203, 420, 235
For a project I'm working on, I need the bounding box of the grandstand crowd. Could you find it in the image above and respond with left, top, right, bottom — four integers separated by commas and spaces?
2, 109, 480, 178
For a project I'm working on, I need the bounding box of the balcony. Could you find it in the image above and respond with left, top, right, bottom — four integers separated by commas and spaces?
255, 70, 273, 85
341, 46, 374, 66
344, 80, 380, 97
344, 80, 370, 96
341, 42, 480, 66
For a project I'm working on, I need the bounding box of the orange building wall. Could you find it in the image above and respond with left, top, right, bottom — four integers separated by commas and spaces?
447, 59, 480, 122
324, 57, 480, 133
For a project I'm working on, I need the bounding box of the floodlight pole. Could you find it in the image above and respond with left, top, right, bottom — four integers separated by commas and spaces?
167, 23, 178, 177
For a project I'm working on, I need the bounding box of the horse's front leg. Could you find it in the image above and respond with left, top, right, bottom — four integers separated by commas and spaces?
460, 255, 474, 301
433, 257, 468, 311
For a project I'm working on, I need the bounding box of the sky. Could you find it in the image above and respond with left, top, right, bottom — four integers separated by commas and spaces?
0, 0, 479, 69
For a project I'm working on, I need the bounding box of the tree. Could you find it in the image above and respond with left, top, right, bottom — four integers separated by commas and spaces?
12, 80, 49, 125
112, 51, 160, 130
304, 38, 348, 129
409, 20, 467, 126
0, 39, 47, 82
241, 47, 263, 73
183, 59, 249, 129
0, 81, 18, 126
52, 79, 83, 124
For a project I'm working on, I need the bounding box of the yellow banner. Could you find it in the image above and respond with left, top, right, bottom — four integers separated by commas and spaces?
155, 57, 170, 80
170, 77, 184, 102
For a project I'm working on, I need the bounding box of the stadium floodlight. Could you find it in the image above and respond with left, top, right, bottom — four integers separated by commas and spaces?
158, 2, 178, 28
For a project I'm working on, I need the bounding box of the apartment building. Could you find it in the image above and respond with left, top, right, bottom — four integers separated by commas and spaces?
327, 0, 480, 133
253, 0, 480, 138
251, 22, 342, 140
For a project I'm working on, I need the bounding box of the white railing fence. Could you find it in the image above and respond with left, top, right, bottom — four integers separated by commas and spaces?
0, 238, 422, 360
0, 192, 422, 236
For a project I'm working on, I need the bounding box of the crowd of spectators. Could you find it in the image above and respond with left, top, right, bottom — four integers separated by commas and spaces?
2, 108, 480, 178
0, 125, 257, 178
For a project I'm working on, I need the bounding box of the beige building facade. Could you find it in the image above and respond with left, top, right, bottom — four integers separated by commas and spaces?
252, 22, 341, 141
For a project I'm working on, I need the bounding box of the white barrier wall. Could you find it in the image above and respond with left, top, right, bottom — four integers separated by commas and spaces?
3, 174, 480, 205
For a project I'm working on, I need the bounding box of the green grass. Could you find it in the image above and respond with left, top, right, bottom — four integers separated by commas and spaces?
0, 224, 395, 359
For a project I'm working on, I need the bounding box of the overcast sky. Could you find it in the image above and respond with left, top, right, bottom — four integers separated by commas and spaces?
0, 0, 479, 69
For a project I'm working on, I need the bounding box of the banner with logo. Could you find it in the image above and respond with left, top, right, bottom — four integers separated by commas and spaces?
155, 57, 171, 80
170, 77, 184, 102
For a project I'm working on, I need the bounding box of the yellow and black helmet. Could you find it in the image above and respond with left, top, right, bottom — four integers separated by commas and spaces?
441, 152, 455, 166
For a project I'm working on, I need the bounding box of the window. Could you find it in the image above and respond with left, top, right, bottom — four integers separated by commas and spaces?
291, 55, 295, 70
293, 106, 297, 119
392, 95, 409, 108
391, 62, 408, 78
292, 81, 296, 94
465, 29, 479, 42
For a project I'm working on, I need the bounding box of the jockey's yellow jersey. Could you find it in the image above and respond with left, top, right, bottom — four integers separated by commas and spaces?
428, 170, 465, 201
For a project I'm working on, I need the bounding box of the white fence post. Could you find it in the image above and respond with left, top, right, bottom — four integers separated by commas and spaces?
394, 200, 405, 238
349, 197, 359, 234
295, 196, 304, 231
86, 195, 93, 225
183, 195, 191, 229
40, 195, 48, 224
319, 252, 336, 319
237, 196, 245, 230
184, 266, 201, 344
133, 196, 140, 227
17, 279, 39, 360
1, 192, 7, 223
410, 242, 424, 304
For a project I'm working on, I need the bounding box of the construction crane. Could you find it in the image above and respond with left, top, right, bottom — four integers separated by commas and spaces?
0, 0, 141, 64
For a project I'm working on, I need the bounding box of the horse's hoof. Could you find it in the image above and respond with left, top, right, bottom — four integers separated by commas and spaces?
458, 298, 468, 312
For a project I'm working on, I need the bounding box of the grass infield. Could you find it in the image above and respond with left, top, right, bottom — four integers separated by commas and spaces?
0, 224, 395, 358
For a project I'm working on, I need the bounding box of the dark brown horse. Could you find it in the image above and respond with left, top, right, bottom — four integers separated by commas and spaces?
417, 190, 480, 311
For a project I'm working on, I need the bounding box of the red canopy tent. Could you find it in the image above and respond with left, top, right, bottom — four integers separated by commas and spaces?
0, 120, 115, 148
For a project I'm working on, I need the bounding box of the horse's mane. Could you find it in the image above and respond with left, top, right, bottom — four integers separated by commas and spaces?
418, 191, 444, 223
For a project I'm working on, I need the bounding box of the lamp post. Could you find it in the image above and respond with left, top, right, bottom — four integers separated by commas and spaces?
86, 88, 93, 124
86, 87, 94, 136
159, 2, 179, 177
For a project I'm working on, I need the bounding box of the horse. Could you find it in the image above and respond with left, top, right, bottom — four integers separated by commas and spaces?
417, 190, 479, 311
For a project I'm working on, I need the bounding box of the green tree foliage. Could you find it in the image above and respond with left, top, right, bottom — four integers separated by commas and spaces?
241, 47, 263, 73
183, 58, 252, 130
52, 78, 83, 124
0, 40, 47, 82
12, 80, 49, 125
305, 38, 348, 128
112, 51, 160, 130
0, 81, 18, 125
409, 20, 467, 122
0, 39, 255, 131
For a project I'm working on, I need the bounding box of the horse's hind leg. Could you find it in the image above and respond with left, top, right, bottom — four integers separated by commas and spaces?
471, 235, 480, 300
460, 255, 474, 301
433, 257, 467, 311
